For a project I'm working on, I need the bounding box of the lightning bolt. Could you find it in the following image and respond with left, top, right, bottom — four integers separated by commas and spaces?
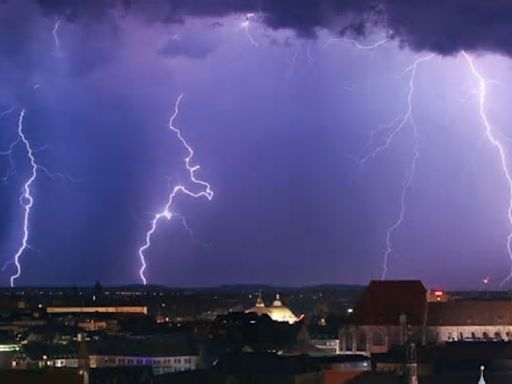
0, 107, 14, 119
279, 46, 301, 92
53, 17, 63, 57
137, 94, 213, 285
173, 212, 211, 249
360, 54, 434, 279
0, 107, 18, 182
241, 13, 259, 47
1, 109, 73, 281
361, 55, 434, 164
380, 126, 419, 280
9, 109, 38, 287
462, 51, 512, 286
306, 42, 314, 64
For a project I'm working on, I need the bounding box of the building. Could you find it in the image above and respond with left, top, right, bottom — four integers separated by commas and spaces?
311, 338, 340, 355
309, 318, 341, 355
340, 280, 512, 358
77, 319, 118, 332
89, 354, 198, 375
246, 294, 300, 324
0, 369, 83, 384
46, 306, 148, 315
12, 343, 79, 369
426, 289, 450, 302
89, 337, 199, 375
340, 281, 428, 355
427, 300, 512, 343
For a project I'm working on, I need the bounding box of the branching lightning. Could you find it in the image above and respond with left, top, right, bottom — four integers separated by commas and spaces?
462, 51, 512, 286
361, 55, 434, 164
9, 110, 38, 287
361, 54, 434, 279
137, 94, 213, 285
1, 108, 80, 282
173, 212, 211, 249
0, 107, 14, 119
380, 125, 419, 280
0, 107, 18, 182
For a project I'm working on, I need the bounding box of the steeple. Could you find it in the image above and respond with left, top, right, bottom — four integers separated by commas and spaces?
272, 293, 282, 307
478, 365, 486, 384
255, 292, 265, 307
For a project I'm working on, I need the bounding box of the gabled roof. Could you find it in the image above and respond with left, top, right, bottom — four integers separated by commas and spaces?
353, 281, 427, 325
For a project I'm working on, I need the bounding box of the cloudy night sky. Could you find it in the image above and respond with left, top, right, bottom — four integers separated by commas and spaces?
1, 0, 512, 289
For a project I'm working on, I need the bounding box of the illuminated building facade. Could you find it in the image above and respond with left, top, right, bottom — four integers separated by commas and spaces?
89, 354, 198, 374
46, 306, 148, 315
427, 300, 512, 343
245, 294, 300, 324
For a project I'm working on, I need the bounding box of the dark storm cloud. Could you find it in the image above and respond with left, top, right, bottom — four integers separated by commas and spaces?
34, 0, 512, 57
36, 0, 377, 37
384, 0, 512, 56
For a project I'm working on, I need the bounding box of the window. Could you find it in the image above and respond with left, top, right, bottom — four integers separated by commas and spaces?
372, 331, 385, 347
357, 330, 367, 351
345, 333, 353, 351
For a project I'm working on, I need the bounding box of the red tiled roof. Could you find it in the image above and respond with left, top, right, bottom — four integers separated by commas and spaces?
353, 281, 427, 325
428, 300, 512, 326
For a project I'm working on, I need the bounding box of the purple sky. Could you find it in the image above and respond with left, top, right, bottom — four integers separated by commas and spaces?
1, 1, 512, 289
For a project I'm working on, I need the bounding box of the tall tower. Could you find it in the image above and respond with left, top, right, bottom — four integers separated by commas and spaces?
478, 365, 486, 384
78, 333, 90, 384
404, 343, 418, 384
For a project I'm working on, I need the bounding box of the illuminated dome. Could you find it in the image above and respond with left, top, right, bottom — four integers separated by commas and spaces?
246, 293, 299, 324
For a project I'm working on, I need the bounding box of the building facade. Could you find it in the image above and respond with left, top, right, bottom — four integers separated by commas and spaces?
89, 354, 198, 374
340, 281, 428, 355
341, 280, 512, 357
427, 300, 512, 343
246, 294, 300, 324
